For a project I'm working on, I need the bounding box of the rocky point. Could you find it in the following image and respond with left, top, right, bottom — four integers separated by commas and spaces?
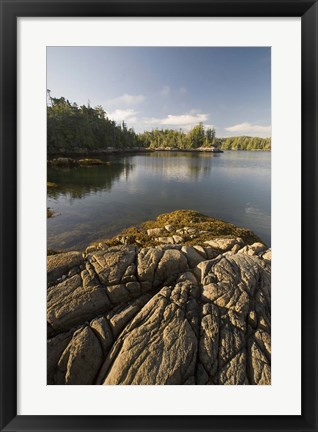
47, 211, 271, 385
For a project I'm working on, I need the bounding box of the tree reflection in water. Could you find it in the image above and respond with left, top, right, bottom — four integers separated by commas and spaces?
47, 160, 135, 200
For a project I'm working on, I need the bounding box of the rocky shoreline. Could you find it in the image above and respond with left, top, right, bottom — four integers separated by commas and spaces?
48, 147, 224, 158
47, 211, 271, 385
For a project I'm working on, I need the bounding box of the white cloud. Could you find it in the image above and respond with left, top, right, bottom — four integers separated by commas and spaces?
108, 109, 210, 132
146, 112, 208, 128
225, 122, 271, 136
107, 93, 145, 106
107, 109, 138, 123
160, 85, 171, 96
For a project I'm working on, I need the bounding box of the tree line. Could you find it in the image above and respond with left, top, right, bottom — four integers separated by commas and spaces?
139, 123, 216, 150
47, 94, 271, 153
47, 94, 141, 153
216, 136, 271, 151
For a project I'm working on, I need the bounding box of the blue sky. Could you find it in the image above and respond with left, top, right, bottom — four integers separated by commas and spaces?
47, 47, 271, 137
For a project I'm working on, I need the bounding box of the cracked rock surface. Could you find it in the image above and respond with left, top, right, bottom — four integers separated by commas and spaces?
47, 213, 271, 385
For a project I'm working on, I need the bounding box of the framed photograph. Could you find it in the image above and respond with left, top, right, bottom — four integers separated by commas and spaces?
0, 0, 317, 431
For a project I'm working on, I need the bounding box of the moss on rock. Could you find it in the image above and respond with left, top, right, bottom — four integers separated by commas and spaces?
93, 210, 263, 249
78, 158, 105, 166
48, 157, 106, 168
49, 157, 78, 168
47, 182, 58, 188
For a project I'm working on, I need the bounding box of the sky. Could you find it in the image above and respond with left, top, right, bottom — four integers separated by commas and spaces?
47, 47, 271, 137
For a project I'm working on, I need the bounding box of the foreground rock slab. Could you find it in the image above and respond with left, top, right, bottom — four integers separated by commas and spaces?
47, 211, 271, 385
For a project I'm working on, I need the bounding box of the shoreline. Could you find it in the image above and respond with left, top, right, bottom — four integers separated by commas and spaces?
48, 210, 267, 255
48, 148, 271, 158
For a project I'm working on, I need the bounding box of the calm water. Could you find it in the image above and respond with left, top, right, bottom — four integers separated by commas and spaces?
47, 151, 271, 251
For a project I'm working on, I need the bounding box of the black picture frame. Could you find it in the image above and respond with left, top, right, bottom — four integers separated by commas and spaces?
0, 0, 317, 431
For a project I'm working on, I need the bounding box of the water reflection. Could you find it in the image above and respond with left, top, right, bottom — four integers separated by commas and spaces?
47, 161, 134, 200
142, 152, 218, 182
47, 151, 271, 250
